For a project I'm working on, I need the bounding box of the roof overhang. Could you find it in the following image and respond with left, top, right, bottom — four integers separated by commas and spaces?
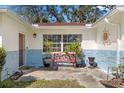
0, 9, 34, 31
92, 6, 124, 27
1, 6, 124, 31
33, 24, 94, 30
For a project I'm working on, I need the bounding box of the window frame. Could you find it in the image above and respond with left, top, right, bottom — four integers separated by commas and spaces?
43, 34, 82, 52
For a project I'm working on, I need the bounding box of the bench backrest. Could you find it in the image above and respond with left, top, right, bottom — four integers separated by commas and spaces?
53, 52, 76, 63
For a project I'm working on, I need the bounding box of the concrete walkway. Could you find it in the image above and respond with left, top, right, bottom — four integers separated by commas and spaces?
18, 67, 111, 88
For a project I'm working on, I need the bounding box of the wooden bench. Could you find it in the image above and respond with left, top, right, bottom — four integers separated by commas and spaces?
52, 52, 77, 66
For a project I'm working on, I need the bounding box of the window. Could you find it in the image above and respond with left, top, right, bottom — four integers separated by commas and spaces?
43, 35, 61, 52
43, 34, 82, 52
63, 34, 82, 42
63, 34, 82, 51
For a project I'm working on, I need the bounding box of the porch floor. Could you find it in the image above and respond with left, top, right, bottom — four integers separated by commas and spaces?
17, 67, 112, 88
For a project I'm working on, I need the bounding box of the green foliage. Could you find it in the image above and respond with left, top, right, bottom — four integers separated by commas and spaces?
111, 67, 118, 72
0, 47, 6, 81
0, 80, 15, 88
118, 64, 124, 73
112, 64, 124, 79
0, 79, 84, 88
5, 79, 84, 88
43, 39, 53, 52
26, 79, 84, 88
10, 5, 115, 24
66, 42, 82, 57
112, 64, 124, 73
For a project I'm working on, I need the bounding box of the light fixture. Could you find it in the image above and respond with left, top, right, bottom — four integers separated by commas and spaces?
33, 33, 37, 38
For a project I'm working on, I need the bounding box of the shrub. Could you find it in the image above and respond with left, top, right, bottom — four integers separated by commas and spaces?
0, 47, 6, 81
112, 64, 124, 79
0, 80, 15, 88
66, 42, 82, 58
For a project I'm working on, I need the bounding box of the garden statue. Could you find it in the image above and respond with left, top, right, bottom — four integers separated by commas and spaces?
88, 57, 97, 67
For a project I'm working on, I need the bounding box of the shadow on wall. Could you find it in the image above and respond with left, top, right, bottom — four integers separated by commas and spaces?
1, 51, 19, 81
26, 49, 43, 67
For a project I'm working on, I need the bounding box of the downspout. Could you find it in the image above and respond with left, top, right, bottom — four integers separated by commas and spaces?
105, 18, 121, 67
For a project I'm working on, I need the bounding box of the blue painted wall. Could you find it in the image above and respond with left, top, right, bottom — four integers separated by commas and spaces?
120, 51, 124, 64
1, 51, 19, 80
84, 50, 117, 72
25, 49, 43, 67
25, 49, 119, 72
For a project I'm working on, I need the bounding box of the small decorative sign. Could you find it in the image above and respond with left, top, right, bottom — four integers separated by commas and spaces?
103, 32, 108, 41
103, 32, 110, 45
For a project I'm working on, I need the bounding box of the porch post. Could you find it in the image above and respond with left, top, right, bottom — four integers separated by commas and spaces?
61, 35, 63, 52
116, 24, 121, 66
104, 18, 121, 67
117, 39, 121, 66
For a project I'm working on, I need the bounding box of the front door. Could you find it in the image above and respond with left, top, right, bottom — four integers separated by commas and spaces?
19, 33, 25, 66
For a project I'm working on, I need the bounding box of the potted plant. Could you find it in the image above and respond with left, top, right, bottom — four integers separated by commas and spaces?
88, 57, 97, 67
66, 42, 86, 67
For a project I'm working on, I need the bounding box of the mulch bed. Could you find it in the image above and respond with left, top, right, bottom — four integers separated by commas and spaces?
100, 78, 124, 88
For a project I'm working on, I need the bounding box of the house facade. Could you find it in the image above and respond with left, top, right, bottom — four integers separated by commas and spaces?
0, 6, 124, 80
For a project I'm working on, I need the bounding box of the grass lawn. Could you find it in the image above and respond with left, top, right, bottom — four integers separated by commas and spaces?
0, 79, 85, 88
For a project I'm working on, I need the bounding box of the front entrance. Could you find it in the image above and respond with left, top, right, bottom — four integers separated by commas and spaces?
19, 33, 25, 66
